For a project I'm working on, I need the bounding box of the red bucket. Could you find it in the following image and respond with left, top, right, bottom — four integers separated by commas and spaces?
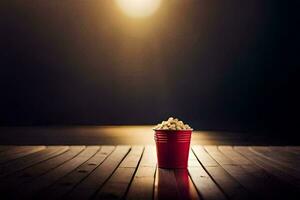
154, 130, 192, 169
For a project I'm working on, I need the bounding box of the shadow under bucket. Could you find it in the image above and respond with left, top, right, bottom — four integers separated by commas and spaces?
154, 130, 192, 169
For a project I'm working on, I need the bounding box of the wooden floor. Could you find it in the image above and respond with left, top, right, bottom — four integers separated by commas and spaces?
0, 146, 300, 200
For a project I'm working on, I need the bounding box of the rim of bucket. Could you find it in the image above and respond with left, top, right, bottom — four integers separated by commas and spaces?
154, 135, 191, 138
153, 129, 193, 131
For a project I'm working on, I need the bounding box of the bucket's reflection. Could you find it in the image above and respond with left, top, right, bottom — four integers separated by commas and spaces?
156, 168, 199, 200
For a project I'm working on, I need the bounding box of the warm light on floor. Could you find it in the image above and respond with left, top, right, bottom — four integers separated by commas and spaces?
115, 0, 161, 18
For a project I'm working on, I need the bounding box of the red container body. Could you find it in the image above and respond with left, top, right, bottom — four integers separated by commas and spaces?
154, 130, 192, 169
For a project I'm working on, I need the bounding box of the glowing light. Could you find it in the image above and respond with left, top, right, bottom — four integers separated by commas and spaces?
115, 0, 161, 18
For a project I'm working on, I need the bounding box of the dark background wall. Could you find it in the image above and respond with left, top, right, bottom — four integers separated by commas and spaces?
0, 0, 298, 133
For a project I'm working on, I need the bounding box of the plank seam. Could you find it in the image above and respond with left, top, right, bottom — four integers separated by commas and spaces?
186, 171, 204, 200
61, 146, 120, 199
26, 146, 85, 185
249, 147, 300, 173
0, 146, 46, 165
152, 165, 157, 200
233, 146, 300, 189
0, 146, 86, 196
122, 146, 145, 199
34, 146, 103, 197
89, 146, 132, 199
203, 146, 258, 196
2, 146, 70, 178
191, 146, 230, 200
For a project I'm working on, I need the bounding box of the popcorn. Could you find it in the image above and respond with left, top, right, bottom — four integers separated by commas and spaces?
154, 117, 193, 131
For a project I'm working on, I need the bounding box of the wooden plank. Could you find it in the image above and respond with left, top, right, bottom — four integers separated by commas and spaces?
234, 147, 300, 199
269, 147, 300, 168
218, 146, 252, 165
205, 146, 296, 199
154, 168, 200, 200
0, 146, 69, 177
1, 144, 298, 199
250, 147, 300, 176
192, 145, 218, 167
126, 145, 157, 200
36, 146, 115, 199
10, 146, 83, 185
269, 147, 300, 161
0, 147, 74, 199
234, 146, 300, 189
193, 146, 251, 200
13, 146, 99, 199
96, 146, 144, 199
188, 147, 226, 200
0, 146, 43, 155
66, 146, 130, 199
219, 146, 296, 199
0, 146, 45, 164
204, 146, 235, 165
1, 146, 86, 198
0, 146, 34, 156
154, 168, 179, 200
250, 147, 300, 179
218, 146, 270, 179
174, 169, 200, 200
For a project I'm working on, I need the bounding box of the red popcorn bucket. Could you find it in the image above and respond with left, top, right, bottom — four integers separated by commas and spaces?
154, 130, 192, 168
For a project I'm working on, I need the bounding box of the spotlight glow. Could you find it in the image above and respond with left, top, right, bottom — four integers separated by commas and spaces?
115, 0, 161, 18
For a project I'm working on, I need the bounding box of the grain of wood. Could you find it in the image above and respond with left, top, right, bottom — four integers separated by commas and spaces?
126, 145, 157, 200
37, 146, 116, 199
192, 146, 251, 200
250, 147, 300, 176
188, 148, 226, 200
14, 146, 99, 199
174, 169, 200, 200
269, 147, 300, 162
0, 146, 36, 157
0, 146, 72, 197
235, 147, 300, 199
154, 168, 179, 200
0, 146, 45, 164
0, 146, 69, 177
205, 146, 285, 199
192, 146, 218, 167
11, 146, 83, 185
66, 146, 131, 200
1, 145, 300, 200
96, 146, 144, 200
218, 146, 270, 180
235, 146, 300, 189
204, 146, 235, 165
218, 146, 252, 165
